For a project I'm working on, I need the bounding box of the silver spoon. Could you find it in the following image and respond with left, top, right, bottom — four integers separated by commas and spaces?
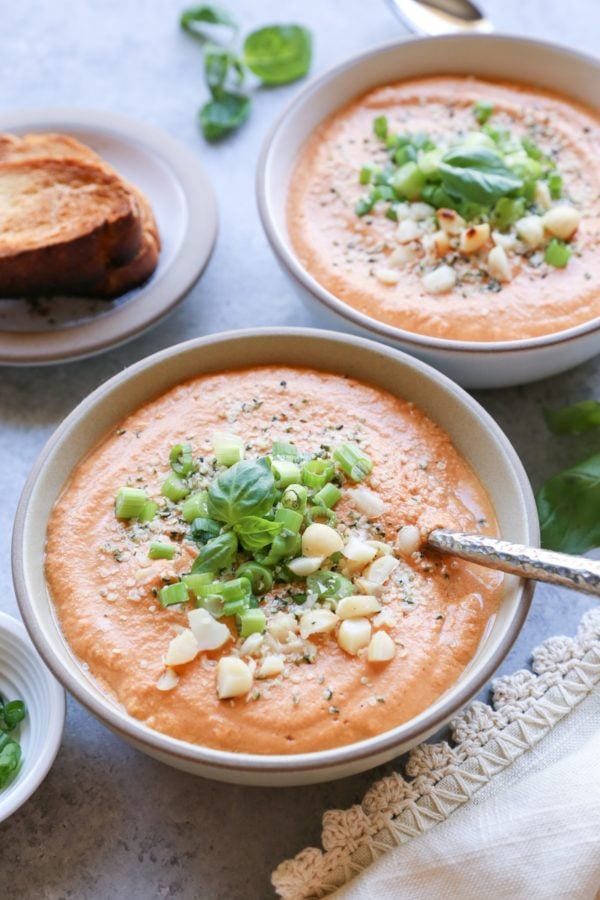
428, 530, 600, 597
385, 0, 493, 35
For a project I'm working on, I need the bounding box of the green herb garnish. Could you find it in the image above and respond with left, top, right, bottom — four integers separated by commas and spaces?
536, 454, 600, 554
0, 695, 26, 788
544, 401, 600, 435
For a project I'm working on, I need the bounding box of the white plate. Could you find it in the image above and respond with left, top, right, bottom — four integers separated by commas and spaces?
0, 612, 65, 822
0, 107, 218, 365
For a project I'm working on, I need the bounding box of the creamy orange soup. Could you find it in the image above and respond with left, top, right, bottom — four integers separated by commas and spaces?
46, 367, 503, 754
288, 76, 600, 342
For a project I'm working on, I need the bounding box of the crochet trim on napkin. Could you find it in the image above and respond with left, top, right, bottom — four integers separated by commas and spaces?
272, 607, 600, 900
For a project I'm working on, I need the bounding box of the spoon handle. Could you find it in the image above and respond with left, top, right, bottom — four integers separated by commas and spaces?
428, 529, 600, 597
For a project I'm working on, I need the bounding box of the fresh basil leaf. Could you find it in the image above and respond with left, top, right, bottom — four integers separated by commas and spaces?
191, 530, 238, 574
0, 733, 21, 787
439, 146, 523, 206
243, 25, 312, 85
204, 43, 232, 93
2, 700, 26, 732
199, 91, 251, 141
544, 401, 600, 435
180, 4, 238, 39
536, 453, 600, 554
207, 459, 276, 524
234, 516, 283, 551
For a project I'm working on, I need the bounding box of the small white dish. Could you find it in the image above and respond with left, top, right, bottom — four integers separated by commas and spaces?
0, 611, 65, 823
0, 107, 218, 365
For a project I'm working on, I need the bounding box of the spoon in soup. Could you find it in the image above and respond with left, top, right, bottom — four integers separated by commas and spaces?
427, 529, 600, 597
385, 0, 492, 35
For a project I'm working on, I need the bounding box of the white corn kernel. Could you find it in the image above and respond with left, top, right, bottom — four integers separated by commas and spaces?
257, 654, 285, 679
302, 523, 344, 558
422, 265, 456, 294
165, 628, 199, 666
337, 595, 381, 619
188, 608, 230, 652
534, 180, 552, 210
542, 205, 580, 240
459, 222, 490, 254
396, 524, 421, 557
515, 215, 545, 249
487, 245, 512, 283
216, 657, 253, 699
267, 612, 297, 642
287, 556, 325, 577
396, 218, 421, 243
342, 535, 378, 566
367, 631, 396, 663
389, 244, 416, 268
156, 668, 179, 691
299, 609, 339, 640
374, 266, 400, 285
347, 486, 385, 518
436, 208, 465, 235
338, 618, 372, 655
364, 555, 399, 586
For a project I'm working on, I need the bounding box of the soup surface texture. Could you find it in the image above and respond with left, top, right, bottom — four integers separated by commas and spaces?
288, 76, 600, 342
46, 367, 503, 754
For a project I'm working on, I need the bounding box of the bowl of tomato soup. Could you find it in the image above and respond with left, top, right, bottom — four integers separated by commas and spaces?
257, 35, 600, 388
13, 328, 536, 784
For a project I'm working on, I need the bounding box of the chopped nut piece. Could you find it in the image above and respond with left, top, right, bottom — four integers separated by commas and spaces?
534, 180, 552, 210
188, 608, 230, 651
342, 535, 378, 566
337, 595, 381, 619
165, 628, 199, 666
347, 486, 385, 518
436, 208, 465, 235
396, 524, 421, 557
422, 265, 456, 294
337, 618, 372, 655
491, 230, 518, 252
364, 554, 400, 586
396, 218, 420, 243
515, 215, 544, 249
299, 609, 339, 640
374, 266, 401, 285
156, 667, 179, 691
267, 612, 297, 642
288, 556, 325, 576
459, 223, 490, 254
302, 523, 344, 558
257, 654, 285, 679
216, 657, 253, 699
367, 631, 396, 663
487, 245, 512, 283
542, 205, 580, 240
389, 244, 416, 268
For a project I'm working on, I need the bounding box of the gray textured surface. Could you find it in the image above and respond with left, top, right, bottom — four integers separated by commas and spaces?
0, 1, 598, 898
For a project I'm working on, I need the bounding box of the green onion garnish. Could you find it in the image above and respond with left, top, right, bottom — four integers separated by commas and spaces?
158, 582, 189, 607
148, 542, 177, 560
271, 440, 299, 460
306, 570, 353, 601
305, 505, 337, 526
313, 482, 342, 509
223, 597, 251, 617
545, 238, 571, 268
235, 562, 273, 595
391, 161, 426, 202
492, 197, 526, 231
274, 506, 303, 534
474, 100, 494, 125
548, 172, 562, 199
190, 516, 221, 543
355, 196, 374, 217
161, 472, 190, 502
138, 499, 158, 523
373, 115, 388, 140
115, 487, 149, 519
169, 443, 196, 476
182, 572, 214, 598
302, 458, 334, 489
281, 483, 307, 512
198, 577, 251, 603
359, 164, 374, 185
213, 433, 245, 467
333, 443, 372, 481
238, 608, 266, 637
182, 491, 209, 523
271, 459, 301, 489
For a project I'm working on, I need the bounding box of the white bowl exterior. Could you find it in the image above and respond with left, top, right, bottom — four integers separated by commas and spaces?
0, 613, 65, 821
258, 35, 600, 388
13, 329, 536, 785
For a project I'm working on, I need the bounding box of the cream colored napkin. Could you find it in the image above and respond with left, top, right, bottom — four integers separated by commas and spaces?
272, 608, 600, 900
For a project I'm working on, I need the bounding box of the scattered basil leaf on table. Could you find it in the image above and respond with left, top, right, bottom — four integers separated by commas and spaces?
199, 90, 251, 140
207, 459, 276, 525
180, 4, 238, 39
544, 400, 600, 434
204, 43, 234, 91
191, 530, 239, 574
439, 146, 523, 206
536, 453, 600, 554
243, 25, 312, 85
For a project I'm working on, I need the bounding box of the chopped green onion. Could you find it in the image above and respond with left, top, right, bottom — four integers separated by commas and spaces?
271, 460, 301, 489
158, 582, 189, 607
281, 483, 307, 512
182, 572, 214, 597
545, 238, 571, 268
274, 506, 303, 534
115, 487, 149, 519
161, 472, 190, 502
391, 161, 425, 201
474, 100, 494, 125
493, 196, 526, 230
238, 608, 266, 637
385, 205, 398, 222
235, 562, 273, 595
182, 491, 209, 523
372, 184, 396, 203
148, 542, 176, 560
313, 483, 342, 508
305, 505, 337, 525
271, 441, 300, 460
333, 443, 373, 481
169, 443, 195, 476
522, 136, 543, 160
223, 597, 251, 617
373, 115, 388, 140
393, 144, 417, 166
198, 577, 251, 603
190, 516, 221, 543
548, 173, 562, 199
138, 499, 158, 523
213, 432, 245, 467
302, 458, 334, 489
359, 164, 375, 185
355, 196, 374, 217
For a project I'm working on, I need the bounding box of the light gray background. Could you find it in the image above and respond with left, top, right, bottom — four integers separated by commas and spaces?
1, 1, 598, 897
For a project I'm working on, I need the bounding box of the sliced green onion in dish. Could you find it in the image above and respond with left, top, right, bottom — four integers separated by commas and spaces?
115, 487, 149, 519
198, 577, 252, 603
493, 196, 526, 230
238, 608, 266, 637
190, 516, 221, 543
271, 459, 301, 489
313, 483, 342, 509
333, 443, 372, 481
182, 491, 210, 523
182, 572, 214, 597
373, 115, 388, 141
235, 562, 273, 595
274, 506, 303, 534
161, 472, 190, 502
222, 597, 251, 617
545, 238, 571, 268
138, 499, 158, 523
305, 505, 337, 526
391, 161, 426, 202
473, 100, 494, 125
271, 441, 299, 460
169, 442, 196, 476
159, 582, 190, 607
302, 458, 334, 489
281, 483, 308, 513
548, 172, 563, 199
213, 432, 245, 467
148, 542, 177, 560
306, 569, 353, 602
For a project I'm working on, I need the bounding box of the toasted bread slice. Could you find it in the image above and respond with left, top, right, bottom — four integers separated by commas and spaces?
0, 132, 160, 298
0, 156, 144, 298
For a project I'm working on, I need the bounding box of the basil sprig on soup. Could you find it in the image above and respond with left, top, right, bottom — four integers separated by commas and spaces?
355, 103, 580, 295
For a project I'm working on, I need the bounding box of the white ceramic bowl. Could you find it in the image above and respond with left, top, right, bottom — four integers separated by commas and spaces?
257, 35, 600, 389
0, 612, 65, 822
13, 328, 536, 785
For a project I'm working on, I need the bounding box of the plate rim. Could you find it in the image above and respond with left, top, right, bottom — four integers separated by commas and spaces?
0, 106, 218, 365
